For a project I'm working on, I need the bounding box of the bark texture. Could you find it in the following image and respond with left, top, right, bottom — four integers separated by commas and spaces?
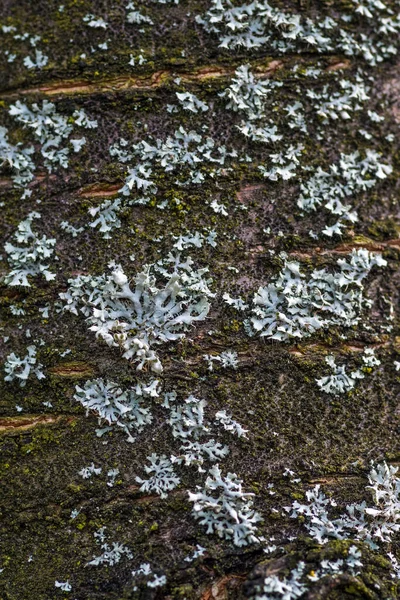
0, 1, 400, 599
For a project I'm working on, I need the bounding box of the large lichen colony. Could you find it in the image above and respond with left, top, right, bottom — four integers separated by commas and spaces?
0, 0, 400, 598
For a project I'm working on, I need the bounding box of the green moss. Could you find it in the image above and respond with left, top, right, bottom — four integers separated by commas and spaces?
367, 218, 399, 241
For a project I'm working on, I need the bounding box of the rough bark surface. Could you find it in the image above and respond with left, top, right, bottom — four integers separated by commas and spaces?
0, 1, 399, 600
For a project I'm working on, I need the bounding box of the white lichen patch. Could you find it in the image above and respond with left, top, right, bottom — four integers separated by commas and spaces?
298, 150, 392, 236
214, 410, 248, 438
3, 212, 56, 287
83, 14, 108, 29
189, 464, 262, 546
126, 1, 153, 25
74, 378, 157, 442
316, 355, 364, 395
87, 528, 133, 567
220, 64, 282, 121
203, 350, 239, 371
287, 462, 400, 549
131, 563, 167, 590
55, 580, 72, 592
4, 101, 96, 185
196, 0, 335, 52
4, 344, 45, 387
60, 257, 213, 373
249, 249, 386, 341
197, 0, 400, 64
252, 546, 363, 599
0, 126, 35, 187
78, 463, 102, 479
88, 198, 123, 239
168, 394, 229, 471
135, 454, 180, 498
109, 127, 237, 197
253, 561, 307, 600
362, 347, 381, 367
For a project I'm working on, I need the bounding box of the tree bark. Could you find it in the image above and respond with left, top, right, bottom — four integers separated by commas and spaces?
0, 1, 400, 599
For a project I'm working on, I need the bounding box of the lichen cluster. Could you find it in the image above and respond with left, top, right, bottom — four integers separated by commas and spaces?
0, 0, 400, 598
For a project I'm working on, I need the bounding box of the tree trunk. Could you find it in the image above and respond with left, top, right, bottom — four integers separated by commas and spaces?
1, 1, 400, 599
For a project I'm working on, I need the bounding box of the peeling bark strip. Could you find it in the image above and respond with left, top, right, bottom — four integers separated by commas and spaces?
0, 64, 281, 99
48, 361, 95, 378
0, 414, 71, 433
0, 57, 352, 100
1, 0, 400, 599
78, 183, 122, 198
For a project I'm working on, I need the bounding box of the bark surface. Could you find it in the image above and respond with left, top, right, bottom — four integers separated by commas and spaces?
0, 1, 400, 599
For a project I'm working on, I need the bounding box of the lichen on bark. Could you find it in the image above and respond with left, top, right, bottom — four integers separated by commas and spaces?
0, 1, 400, 599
